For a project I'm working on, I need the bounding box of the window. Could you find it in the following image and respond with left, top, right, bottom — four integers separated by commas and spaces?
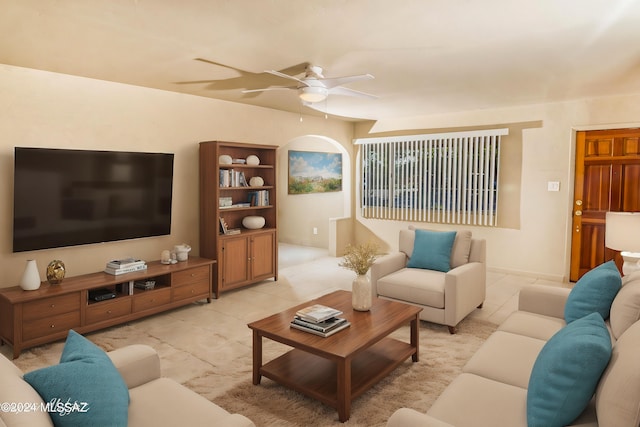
358, 129, 507, 226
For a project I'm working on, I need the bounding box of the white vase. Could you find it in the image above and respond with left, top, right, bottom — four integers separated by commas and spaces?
352, 274, 372, 311
20, 260, 41, 291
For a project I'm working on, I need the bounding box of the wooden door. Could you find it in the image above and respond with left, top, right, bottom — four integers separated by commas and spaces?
250, 231, 276, 280
570, 129, 640, 281
220, 236, 250, 289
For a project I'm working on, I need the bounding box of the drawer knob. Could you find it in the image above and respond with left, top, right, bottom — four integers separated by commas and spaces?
107, 310, 112, 314
50, 304, 55, 308
191, 273, 195, 277
50, 324, 55, 328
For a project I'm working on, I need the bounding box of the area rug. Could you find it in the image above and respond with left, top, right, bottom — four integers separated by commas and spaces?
7, 312, 495, 427
209, 318, 496, 426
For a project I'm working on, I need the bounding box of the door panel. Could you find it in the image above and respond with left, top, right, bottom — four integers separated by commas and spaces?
622, 164, 640, 210
220, 236, 249, 289
251, 231, 275, 280
571, 129, 640, 281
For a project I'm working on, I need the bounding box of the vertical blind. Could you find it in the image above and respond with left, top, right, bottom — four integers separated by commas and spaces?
358, 129, 508, 226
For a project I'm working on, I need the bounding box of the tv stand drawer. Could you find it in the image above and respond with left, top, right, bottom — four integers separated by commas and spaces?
23, 311, 81, 341
133, 288, 171, 313
23, 294, 80, 321
85, 298, 132, 325
172, 280, 209, 302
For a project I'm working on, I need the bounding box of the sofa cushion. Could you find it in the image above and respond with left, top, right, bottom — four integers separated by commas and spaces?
407, 229, 456, 272
128, 377, 251, 427
23, 330, 129, 427
376, 268, 445, 308
527, 312, 612, 427
427, 373, 528, 427
463, 330, 546, 389
0, 353, 53, 427
596, 318, 640, 427
498, 311, 566, 341
610, 278, 640, 339
564, 260, 621, 323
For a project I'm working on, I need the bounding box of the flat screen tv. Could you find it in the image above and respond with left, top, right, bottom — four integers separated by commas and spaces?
13, 147, 174, 252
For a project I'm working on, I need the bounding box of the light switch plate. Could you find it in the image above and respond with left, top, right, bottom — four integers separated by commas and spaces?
547, 181, 560, 192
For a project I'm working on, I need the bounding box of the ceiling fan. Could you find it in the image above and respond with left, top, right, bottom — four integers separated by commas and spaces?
241, 64, 376, 104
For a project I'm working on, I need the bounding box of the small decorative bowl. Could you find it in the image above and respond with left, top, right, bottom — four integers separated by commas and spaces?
242, 215, 266, 229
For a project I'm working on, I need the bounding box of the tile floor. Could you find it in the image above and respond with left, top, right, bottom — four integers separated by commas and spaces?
0, 243, 571, 361
275, 243, 571, 327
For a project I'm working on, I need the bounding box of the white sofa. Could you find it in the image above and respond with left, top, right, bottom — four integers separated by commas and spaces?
370, 228, 486, 333
0, 343, 255, 427
387, 272, 640, 427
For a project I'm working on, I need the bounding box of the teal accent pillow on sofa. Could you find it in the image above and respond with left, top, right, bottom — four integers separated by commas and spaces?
407, 229, 456, 272
527, 312, 612, 427
565, 260, 622, 323
24, 330, 129, 427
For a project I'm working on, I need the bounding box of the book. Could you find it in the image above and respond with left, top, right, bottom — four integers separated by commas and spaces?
295, 304, 343, 323
219, 196, 233, 208
134, 280, 155, 290
106, 258, 145, 270
104, 264, 147, 275
219, 217, 229, 234
290, 320, 351, 337
292, 316, 348, 333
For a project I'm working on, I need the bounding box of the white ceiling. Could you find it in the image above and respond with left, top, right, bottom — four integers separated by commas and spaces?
2, 0, 640, 122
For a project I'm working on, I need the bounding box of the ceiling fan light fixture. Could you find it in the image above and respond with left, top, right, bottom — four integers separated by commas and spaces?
299, 86, 328, 103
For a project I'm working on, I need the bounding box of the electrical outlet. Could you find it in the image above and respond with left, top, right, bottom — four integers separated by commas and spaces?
313, 227, 318, 235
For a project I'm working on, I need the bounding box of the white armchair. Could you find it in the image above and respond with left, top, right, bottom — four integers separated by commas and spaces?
370, 227, 486, 334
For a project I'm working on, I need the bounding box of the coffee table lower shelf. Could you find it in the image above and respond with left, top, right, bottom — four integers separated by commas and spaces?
259, 337, 415, 413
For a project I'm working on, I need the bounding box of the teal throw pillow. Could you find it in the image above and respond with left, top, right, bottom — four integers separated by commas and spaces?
24, 330, 129, 427
527, 312, 612, 427
407, 229, 456, 272
565, 260, 622, 323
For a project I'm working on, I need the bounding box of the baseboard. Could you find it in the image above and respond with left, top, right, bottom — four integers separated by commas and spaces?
487, 266, 568, 283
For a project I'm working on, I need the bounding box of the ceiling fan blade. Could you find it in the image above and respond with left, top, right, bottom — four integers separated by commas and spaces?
174, 79, 220, 85
320, 74, 374, 89
194, 57, 227, 67
241, 86, 297, 94
328, 86, 378, 99
265, 70, 309, 86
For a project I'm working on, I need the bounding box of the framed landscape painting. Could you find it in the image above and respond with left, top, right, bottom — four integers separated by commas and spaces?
288, 150, 342, 194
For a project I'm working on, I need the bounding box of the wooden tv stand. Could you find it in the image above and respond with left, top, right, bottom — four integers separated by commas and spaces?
0, 257, 215, 358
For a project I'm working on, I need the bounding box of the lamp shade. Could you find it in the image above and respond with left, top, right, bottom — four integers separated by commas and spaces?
605, 212, 640, 252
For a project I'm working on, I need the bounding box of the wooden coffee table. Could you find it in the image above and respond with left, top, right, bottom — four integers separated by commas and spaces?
247, 290, 422, 422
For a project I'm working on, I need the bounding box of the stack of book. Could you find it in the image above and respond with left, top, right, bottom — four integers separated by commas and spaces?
247, 189, 270, 206
290, 304, 350, 337
219, 169, 248, 187
104, 258, 147, 275
219, 217, 241, 235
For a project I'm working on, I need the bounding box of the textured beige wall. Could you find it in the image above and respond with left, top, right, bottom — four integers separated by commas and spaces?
354, 95, 640, 282
4, 64, 640, 285
0, 64, 353, 287
277, 135, 351, 248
